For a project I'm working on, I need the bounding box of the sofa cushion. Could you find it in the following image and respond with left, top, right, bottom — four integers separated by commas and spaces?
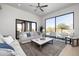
2, 36, 14, 45
22, 34, 27, 37
31, 32, 39, 36
0, 48, 15, 56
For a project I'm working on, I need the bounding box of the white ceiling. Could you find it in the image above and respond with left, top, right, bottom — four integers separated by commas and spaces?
7, 3, 75, 17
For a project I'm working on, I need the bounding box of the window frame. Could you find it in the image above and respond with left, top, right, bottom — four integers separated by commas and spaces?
45, 12, 74, 35
16, 19, 37, 39
45, 17, 56, 33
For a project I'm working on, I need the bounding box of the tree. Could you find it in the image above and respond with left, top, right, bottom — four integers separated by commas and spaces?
46, 27, 53, 32
57, 23, 69, 33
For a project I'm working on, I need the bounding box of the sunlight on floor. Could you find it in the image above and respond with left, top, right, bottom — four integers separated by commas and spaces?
59, 44, 79, 56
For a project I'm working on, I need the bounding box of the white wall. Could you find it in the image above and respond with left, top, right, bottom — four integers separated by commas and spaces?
0, 4, 41, 38
42, 4, 79, 36
1, 4, 79, 38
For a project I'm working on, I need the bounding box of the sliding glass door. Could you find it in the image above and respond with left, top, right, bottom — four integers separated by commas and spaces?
45, 12, 74, 36
56, 13, 73, 34
46, 18, 55, 35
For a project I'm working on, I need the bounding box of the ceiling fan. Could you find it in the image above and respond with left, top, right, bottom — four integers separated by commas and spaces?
29, 3, 48, 12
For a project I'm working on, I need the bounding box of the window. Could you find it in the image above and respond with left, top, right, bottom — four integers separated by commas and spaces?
27, 22, 30, 31
16, 19, 37, 39
17, 24, 22, 32
46, 18, 55, 35
45, 12, 74, 35
56, 13, 73, 34
26, 22, 37, 32
24, 22, 37, 32
32, 23, 36, 32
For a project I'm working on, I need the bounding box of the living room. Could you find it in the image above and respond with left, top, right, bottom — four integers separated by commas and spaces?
0, 2, 79, 56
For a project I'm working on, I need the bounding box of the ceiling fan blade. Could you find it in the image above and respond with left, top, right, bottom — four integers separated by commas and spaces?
40, 8, 44, 12
41, 5, 48, 7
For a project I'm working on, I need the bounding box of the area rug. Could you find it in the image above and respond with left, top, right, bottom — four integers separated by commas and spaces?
20, 39, 66, 56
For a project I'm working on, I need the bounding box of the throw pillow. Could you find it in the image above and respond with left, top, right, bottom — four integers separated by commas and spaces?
27, 33, 31, 37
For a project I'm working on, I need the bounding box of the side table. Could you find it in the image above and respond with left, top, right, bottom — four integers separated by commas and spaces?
71, 38, 79, 47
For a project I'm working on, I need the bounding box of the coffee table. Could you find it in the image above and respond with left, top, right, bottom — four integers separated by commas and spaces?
31, 37, 53, 49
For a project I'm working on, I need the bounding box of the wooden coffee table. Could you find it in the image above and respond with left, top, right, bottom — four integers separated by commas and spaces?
31, 37, 53, 49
